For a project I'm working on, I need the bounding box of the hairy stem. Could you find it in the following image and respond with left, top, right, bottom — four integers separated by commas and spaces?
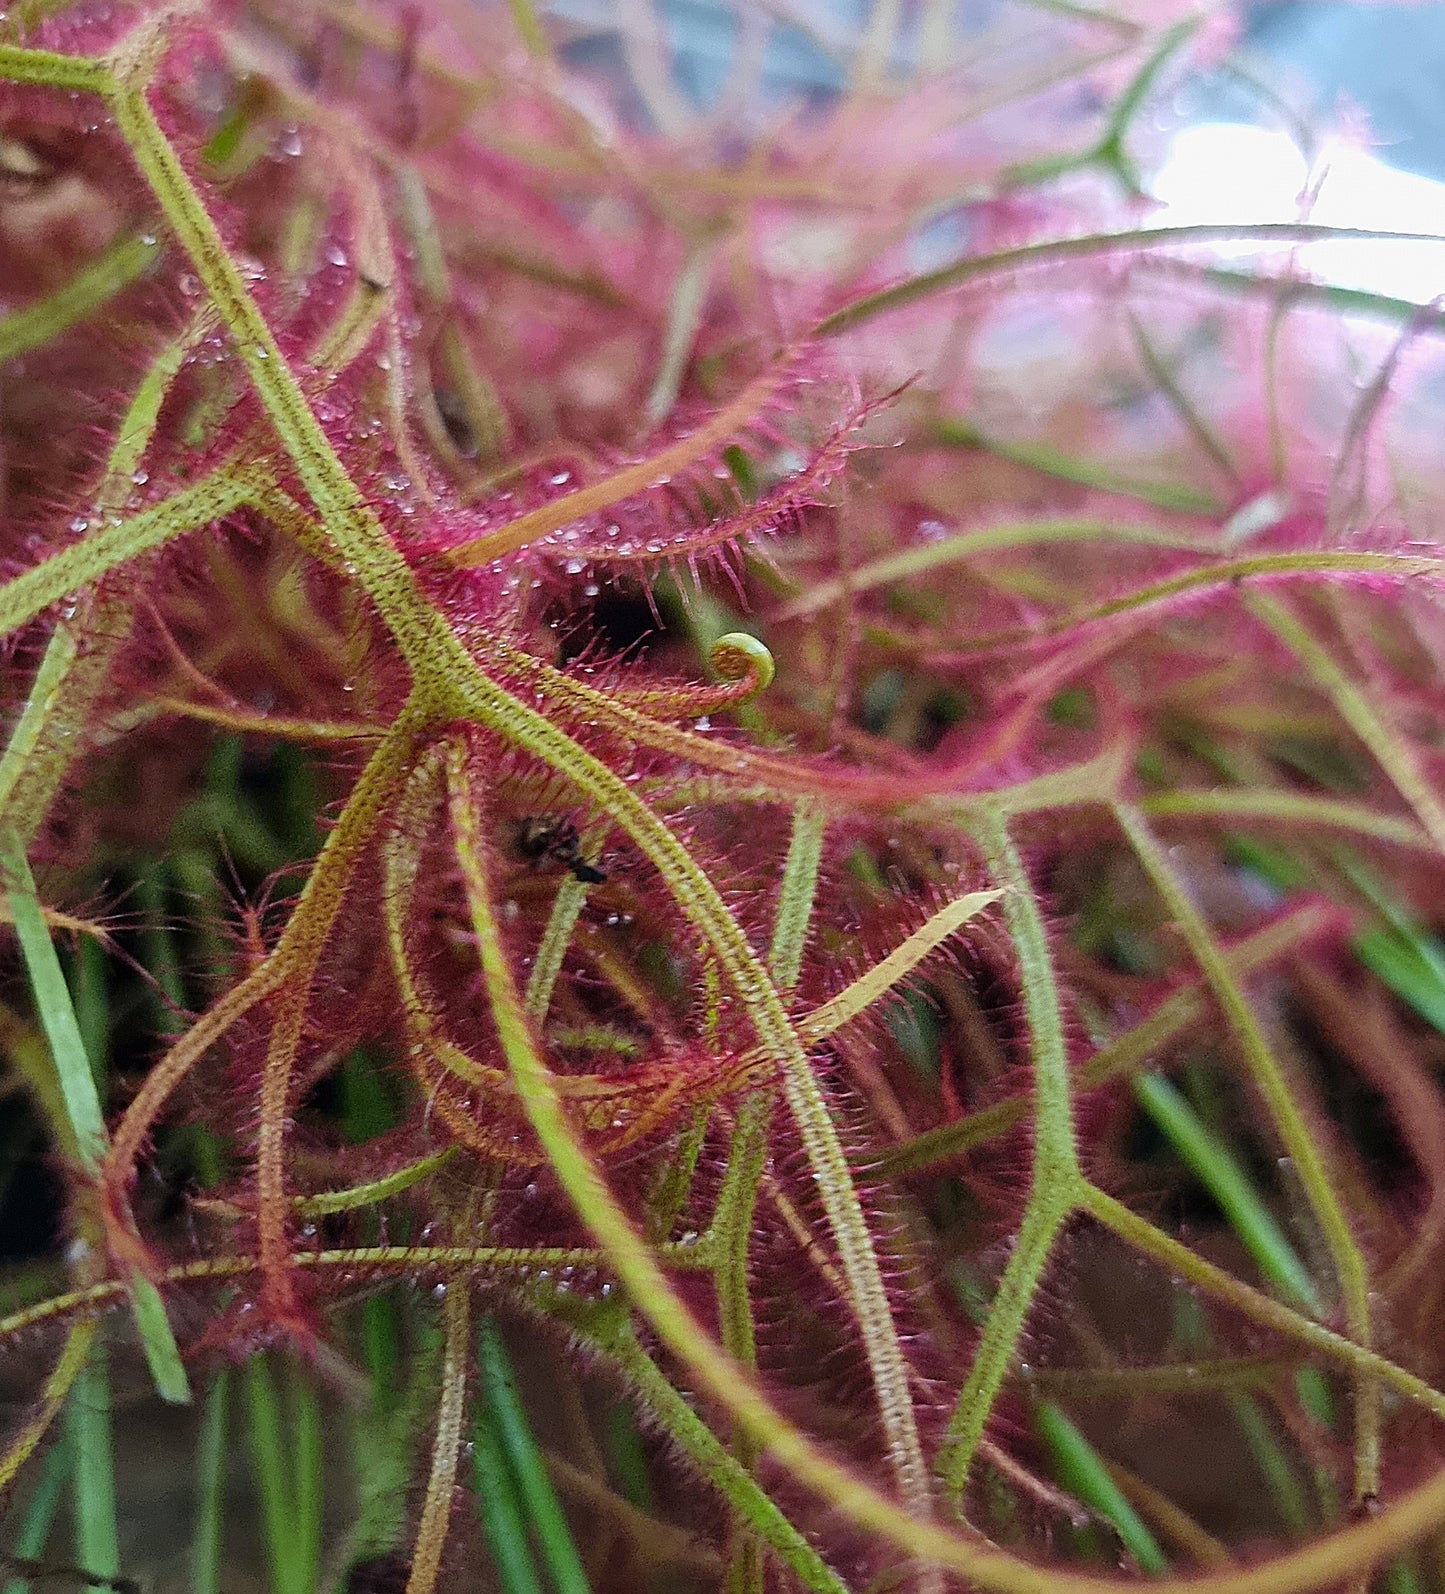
404, 1284, 471, 1594
1247, 592, 1445, 857
1078, 1184, 1438, 1424
1115, 803, 1378, 1503
938, 807, 1080, 1496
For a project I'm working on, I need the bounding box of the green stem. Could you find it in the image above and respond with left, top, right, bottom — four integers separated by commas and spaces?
800, 888, 1001, 1043
938, 806, 1080, 1495
599, 1322, 850, 1594
523, 865, 598, 1021
1138, 789, 1430, 850
293, 1148, 458, 1218
407, 1285, 471, 1594
1079, 1185, 1437, 1422
714, 1092, 774, 1594
1127, 313, 1239, 483
775, 516, 1211, 621
818, 222, 1445, 334
930, 419, 1222, 515
0, 467, 256, 645
719, 799, 828, 1587
1247, 592, 1445, 856
768, 803, 826, 992
952, 548, 1445, 658
0, 41, 112, 89
0, 306, 209, 863
1115, 803, 1377, 1503
0, 231, 160, 364
940, 1195, 1072, 1497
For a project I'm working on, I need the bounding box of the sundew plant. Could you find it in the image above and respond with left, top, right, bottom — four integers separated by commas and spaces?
6, 0, 1445, 1590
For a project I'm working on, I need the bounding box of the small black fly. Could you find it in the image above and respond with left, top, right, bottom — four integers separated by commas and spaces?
514, 817, 607, 885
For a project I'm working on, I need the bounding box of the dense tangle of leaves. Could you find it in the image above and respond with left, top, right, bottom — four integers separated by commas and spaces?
5, 2, 1445, 1591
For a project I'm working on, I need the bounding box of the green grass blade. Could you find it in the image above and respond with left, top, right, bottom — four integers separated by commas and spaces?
1132, 1072, 1320, 1313
602, 1402, 653, 1515
1354, 926, 1445, 1034
69, 1343, 119, 1591
2, 1428, 70, 1594
2, 833, 190, 1403
127, 1277, 191, 1406
1035, 1401, 1168, 1574
68, 937, 108, 1097
1334, 850, 1445, 1032
191, 1371, 230, 1594
1227, 1392, 1312, 1535
472, 1397, 547, 1594
2, 833, 106, 1172
244, 1358, 302, 1594
293, 1373, 324, 1594
477, 1316, 592, 1594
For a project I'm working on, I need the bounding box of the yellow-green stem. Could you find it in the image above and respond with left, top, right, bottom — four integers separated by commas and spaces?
937, 806, 1080, 1496
404, 1283, 471, 1594
1114, 803, 1378, 1504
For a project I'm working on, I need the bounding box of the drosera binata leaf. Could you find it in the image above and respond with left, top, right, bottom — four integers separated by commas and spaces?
799, 887, 1002, 1042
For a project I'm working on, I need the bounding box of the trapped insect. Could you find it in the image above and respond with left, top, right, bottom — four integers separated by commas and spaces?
513, 816, 607, 885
